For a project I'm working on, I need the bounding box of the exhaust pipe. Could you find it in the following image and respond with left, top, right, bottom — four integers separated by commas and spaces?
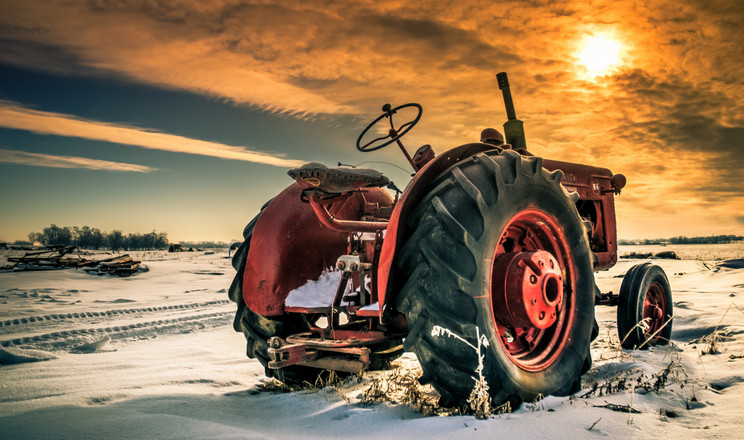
496, 72, 526, 150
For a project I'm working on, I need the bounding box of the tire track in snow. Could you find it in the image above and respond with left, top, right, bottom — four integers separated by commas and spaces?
0, 300, 231, 330
0, 310, 234, 350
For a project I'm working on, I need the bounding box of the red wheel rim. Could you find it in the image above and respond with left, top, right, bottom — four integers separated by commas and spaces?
489, 209, 575, 372
643, 282, 666, 343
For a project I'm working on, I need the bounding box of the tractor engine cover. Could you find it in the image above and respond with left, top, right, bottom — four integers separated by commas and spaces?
242, 182, 393, 316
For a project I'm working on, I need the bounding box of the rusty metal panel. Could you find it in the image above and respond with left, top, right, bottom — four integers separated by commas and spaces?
243, 183, 392, 316
542, 159, 619, 271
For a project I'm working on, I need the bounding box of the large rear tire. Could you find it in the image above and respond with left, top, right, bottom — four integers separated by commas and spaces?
396, 150, 596, 407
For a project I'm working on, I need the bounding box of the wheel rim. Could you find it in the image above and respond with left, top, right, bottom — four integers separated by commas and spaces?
489, 208, 575, 372
643, 282, 666, 343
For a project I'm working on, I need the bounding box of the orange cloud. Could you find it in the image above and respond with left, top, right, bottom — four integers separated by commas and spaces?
0, 101, 305, 168
0, 148, 155, 172
0, 2, 354, 116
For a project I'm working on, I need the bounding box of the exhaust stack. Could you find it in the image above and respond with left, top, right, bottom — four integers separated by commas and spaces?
496, 72, 526, 150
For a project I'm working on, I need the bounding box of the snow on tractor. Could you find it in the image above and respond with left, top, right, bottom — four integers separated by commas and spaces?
228, 73, 673, 407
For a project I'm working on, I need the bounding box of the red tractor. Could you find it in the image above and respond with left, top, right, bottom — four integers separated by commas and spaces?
228, 73, 673, 407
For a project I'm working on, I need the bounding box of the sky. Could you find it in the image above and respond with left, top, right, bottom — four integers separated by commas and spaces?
1, 0, 742, 243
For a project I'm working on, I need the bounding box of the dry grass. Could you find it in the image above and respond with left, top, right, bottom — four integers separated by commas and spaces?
255, 358, 509, 418
578, 353, 690, 423
360, 362, 442, 416
697, 303, 744, 356
359, 361, 513, 418
592, 402, 641, 414
580, 370, 636, 399
581, 353, 689, 400
257, 369, 347, 393
593, 329, 633, 362
639, 355, 689, 394
700, 330, 723, 355
593, 312, 675, 365
467, 374, 490, 419
523, 393, 545, 412
618, 315, 674, 351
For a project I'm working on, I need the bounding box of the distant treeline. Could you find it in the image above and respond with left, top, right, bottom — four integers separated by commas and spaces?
619, 235, 744, 245
25, 224, 169, 251
178, 241, 234, 249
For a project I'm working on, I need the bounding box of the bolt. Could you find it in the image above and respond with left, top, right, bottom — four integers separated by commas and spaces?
530, 274, 537, 284
531, 298, 537, 305
503, 330, 514, 343
539, 311, 545, 320
549, 260, 555, 269
349, 262, 359, 271
336, 261, 345, 270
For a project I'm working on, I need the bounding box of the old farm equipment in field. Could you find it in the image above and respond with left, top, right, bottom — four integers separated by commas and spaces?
228, 73, 673, 407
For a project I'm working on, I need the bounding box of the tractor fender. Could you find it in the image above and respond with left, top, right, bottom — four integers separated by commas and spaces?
377, 143, 498, 312
243, 182, 393, 316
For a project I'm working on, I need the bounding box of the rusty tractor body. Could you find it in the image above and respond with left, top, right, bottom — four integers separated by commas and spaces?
228, 73, 673, 407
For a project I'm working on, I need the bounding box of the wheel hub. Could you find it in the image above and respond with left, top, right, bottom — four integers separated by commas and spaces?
491, 250, 564, 330
642, 282, 666, 340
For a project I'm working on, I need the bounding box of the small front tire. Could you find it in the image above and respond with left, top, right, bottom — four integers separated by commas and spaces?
617, 263, 673, 349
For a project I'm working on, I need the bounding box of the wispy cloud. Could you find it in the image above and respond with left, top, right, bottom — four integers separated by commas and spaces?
0, 3, 355, 116
0, 101, 304, 168
0, 148, 155, 172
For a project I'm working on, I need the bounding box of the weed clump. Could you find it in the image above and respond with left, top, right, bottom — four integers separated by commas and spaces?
695, 302, 744, 356
360, 363, 440, 415
257, 369, 345, 393
700, 330, 722, 355
360, 361, 513, 418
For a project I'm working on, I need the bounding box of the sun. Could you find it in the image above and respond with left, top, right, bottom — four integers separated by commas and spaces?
577, 35, 623, 77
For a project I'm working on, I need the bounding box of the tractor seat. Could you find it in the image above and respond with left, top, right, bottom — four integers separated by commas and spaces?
288, 162, 390, 194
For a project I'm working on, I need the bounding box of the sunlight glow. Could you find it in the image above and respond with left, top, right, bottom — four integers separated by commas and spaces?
578, 35, 623, 77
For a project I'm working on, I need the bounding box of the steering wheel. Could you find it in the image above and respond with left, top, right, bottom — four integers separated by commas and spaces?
356, 103, 422, 152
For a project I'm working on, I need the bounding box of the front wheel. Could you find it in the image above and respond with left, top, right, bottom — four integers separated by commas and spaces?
396, 150, 596, 407
617, 263, 673, 349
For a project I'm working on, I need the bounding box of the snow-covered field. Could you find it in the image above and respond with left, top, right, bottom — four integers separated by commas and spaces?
1, 245, 743, 439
